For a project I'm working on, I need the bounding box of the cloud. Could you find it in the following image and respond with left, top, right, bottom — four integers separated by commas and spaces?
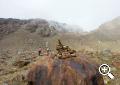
0, 0, 120, 31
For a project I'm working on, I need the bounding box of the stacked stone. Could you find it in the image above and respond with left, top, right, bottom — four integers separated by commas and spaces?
56, 40, 76, 59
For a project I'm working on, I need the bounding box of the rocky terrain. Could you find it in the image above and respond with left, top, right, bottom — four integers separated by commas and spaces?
0, 40, 105, 85
0, 17, 120, 85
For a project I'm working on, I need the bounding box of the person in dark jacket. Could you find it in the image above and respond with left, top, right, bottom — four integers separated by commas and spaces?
38, 47, 42, 56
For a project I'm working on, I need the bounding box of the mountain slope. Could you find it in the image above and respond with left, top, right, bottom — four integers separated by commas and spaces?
86, 16, 120, 41
0, 18, 84, 52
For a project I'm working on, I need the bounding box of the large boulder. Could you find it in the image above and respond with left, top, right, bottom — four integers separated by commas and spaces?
27, 55, 104, 85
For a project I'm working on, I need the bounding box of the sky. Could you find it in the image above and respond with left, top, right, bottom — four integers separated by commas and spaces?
0, 0, 120, 31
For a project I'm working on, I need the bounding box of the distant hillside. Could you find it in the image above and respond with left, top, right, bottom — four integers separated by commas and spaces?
0, 18, 84, 40
0, 18, 58, 40
0, 18, 84, 51
86, 16, 120, 41
1, 17, 120, 52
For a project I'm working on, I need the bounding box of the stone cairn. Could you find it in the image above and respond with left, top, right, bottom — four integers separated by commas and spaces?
56, 39, 76, 59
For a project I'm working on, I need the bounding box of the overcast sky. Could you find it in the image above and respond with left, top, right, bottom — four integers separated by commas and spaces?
0, 0, 120, 31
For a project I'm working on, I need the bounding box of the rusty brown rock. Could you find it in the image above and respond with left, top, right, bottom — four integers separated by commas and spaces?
27, 56, 104, 85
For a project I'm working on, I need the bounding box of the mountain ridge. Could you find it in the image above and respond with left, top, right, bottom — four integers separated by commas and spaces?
85, 16, 120, 41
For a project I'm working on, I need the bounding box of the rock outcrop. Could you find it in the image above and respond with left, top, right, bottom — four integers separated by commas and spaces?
27, 40, 104, 85
27, 56, 104, 85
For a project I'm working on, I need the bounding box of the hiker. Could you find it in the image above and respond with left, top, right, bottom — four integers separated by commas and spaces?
46, 48, 51, 55
38, 47, 42, 56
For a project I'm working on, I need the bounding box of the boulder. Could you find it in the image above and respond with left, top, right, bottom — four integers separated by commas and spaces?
27, 56, 104, 85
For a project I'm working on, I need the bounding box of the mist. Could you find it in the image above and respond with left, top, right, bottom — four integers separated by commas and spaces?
0, 0, 120, 31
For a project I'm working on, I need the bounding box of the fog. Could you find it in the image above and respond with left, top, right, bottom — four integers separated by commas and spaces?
0, 0, 120, 31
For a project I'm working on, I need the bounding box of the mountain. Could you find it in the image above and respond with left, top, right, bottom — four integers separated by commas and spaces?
0, 18, 84, 40
0, 18, 58, 39
48, 21, 84, 33
86, 16, 120, 41
1, 17, 120, 52
0, 18, 84, 52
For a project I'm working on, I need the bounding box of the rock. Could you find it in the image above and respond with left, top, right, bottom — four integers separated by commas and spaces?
27, 56, 104, 85
100, 49, 112, 56
13, 60, 30, 68
100, 49, 112, 60
56, 40, 76, 59
26, 40, 104, 85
